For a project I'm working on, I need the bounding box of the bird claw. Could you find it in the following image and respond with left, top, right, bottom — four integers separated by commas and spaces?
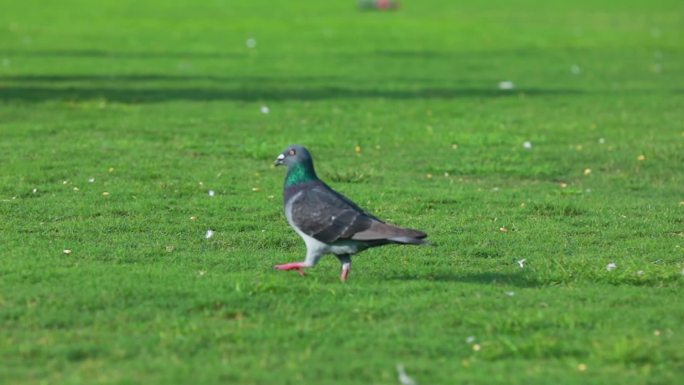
274, 262, 307, 277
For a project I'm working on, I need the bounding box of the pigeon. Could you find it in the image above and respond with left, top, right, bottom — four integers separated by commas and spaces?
273, 144, 427, 281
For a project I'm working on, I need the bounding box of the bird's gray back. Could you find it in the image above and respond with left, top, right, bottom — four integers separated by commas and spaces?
287, 182, 376, 243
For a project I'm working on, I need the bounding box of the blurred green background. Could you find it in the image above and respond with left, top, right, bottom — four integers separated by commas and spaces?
1, 1, 683, 384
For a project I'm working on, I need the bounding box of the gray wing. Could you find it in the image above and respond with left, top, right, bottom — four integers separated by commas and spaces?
289, 184, 376, 243
290, 183, 427, 244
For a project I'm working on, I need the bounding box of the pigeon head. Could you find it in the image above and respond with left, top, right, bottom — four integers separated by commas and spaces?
274, 144, 313, 168
275, 145, 319, 186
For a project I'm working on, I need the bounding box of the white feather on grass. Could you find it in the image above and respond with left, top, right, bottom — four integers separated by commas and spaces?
396, 363, 417, 385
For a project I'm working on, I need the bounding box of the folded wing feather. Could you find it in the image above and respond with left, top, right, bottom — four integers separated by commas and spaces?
290, 184, 426, 244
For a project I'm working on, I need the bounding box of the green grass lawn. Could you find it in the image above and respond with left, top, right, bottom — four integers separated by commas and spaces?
1, 0, 683, 384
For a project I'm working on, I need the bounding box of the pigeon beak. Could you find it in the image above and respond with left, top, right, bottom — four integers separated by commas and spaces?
274, 153, 285, 166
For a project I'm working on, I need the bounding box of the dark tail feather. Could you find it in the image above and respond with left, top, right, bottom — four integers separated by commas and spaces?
351, 221, 428, 244
388, 227, 428, 245
388, 236, 428, 245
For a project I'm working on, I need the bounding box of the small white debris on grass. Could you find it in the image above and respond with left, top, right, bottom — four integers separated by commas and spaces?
208, 190, 215, 197
32, 188, 37, 193
205, 229, 214, 239
637, 154, 646, 161
653, 329, 661, 337
88, 177, 95, 183
260, 105, 270, 114
577, 363, 587, 372
472, 344, 481, 351
584, 168, 592, 176
102, 192, 110, 196
637, 270, 645, 276
251, 187, 260, 192
63, 249, 72, 254
498, 81, 515, 90
465, 336, 476, 344
246, 37, 257, 48
598, 138, 606, 144
517, 258, 526, 268
606, 262, 617, 271
198, 270, 207, 277
504, 291, 515, 297
523, 141, 533, 149
396, 364, 417, 385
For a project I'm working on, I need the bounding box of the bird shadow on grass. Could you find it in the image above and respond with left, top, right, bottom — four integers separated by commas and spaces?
388, 271, 541, 288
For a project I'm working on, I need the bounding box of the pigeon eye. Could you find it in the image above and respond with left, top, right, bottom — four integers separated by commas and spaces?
288, 149, 296, 156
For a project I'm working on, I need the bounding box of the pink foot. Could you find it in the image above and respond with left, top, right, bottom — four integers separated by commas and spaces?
340, 263, 351, 282
274, 262, 308, 277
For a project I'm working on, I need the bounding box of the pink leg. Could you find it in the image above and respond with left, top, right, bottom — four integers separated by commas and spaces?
274, 262, 308, 276
340, 262, 351, 282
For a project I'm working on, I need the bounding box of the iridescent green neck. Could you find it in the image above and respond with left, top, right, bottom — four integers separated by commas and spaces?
285, 161, 318, 187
